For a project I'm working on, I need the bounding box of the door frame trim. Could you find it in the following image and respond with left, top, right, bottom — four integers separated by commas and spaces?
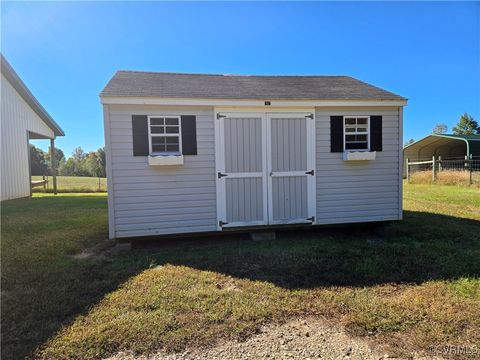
266, 112, 317, 225
214, 112, 269, 229
214, 109, 316, 230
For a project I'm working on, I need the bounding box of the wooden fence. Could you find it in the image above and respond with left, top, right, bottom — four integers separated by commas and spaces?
406, 155, 479, 185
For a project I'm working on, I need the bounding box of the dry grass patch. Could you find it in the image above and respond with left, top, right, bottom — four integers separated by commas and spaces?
410, 170, 480, 187
32, 176, 107, 193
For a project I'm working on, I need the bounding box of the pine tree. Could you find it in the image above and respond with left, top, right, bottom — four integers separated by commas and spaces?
452, 113, 480, 135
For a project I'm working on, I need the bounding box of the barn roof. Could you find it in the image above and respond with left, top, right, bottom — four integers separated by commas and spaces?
1, 54, 64, 137
100, 70, 406, 101
404, 134, 480, 158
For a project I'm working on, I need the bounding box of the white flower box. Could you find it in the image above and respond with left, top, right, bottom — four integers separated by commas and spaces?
343, 151, 376, 161
148, 154, 184, 166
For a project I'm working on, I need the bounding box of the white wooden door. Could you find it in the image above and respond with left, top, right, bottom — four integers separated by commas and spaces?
215, 113, 268, 228
267, 113, 316, 224
216, 111, 316, 229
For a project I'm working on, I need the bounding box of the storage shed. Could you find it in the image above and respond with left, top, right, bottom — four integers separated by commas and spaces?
101, 71, 407, 240
1, 55, 64, 201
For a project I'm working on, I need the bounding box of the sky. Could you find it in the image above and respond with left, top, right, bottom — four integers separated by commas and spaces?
1, 1, 479, 156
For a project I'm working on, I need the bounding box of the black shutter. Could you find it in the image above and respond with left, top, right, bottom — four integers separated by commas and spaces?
181, 115, 197, 155
132, 115, 149, 156
330, 116, 344, 152
370, 116, 382, 151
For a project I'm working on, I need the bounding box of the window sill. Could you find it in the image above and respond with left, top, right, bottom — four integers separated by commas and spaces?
148, 154, 184, 166
343, 151, 376, 161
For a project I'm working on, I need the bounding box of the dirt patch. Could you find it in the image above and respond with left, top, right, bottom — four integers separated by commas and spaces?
71, 239, 116, 260
105, 317, 441, 360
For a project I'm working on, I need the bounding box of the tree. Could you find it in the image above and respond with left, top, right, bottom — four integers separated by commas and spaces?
432, 123, 448, 134
69, 147, 88, 176
45, 147, 65, 175
58, 158, 76, 176
452, 113, 480, 135
72, 147, 86, 162
85, 149, 106, 178
29, 145, 48, 175
404, 139, 415, 147
96, 147, 106, 177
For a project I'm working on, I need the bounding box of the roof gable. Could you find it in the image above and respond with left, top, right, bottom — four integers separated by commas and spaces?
1, 54, 64, 137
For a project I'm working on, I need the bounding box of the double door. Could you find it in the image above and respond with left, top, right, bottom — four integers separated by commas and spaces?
216, 112, 316, 228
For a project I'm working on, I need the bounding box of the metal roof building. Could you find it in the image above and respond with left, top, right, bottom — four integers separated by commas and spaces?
404, 134, 480, 162
1, 54, 64, 200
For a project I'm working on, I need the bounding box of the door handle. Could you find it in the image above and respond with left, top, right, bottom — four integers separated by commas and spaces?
305, 170, 314, 176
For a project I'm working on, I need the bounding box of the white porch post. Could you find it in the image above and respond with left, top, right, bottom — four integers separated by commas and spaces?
50, 138, 57, 195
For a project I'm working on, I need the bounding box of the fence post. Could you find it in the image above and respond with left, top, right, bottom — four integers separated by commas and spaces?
406, 158, 410, 182
432, 156, 436, 182
438, 156, 442, 172
469, 155, 473, 185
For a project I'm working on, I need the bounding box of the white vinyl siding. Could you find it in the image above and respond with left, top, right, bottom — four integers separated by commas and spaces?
315, 106, 401, 224
105, 105, 216, 238
1, 74, 54, 201
105, 104, 402, 239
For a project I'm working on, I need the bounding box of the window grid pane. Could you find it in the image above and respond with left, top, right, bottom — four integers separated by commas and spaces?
149, 116, 181, 153
344, 116, 369, 150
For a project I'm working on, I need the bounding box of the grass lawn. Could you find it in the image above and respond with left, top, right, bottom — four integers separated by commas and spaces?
31, 176, 107, 193
1, 184, 479, 359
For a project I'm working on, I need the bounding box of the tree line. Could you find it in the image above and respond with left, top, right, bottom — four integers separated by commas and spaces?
404, 113, 479, 147
30, 145, 106, 178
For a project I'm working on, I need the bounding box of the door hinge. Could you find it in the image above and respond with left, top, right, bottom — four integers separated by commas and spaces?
217, 172, 228, 179
219, 220, 229, 227
306, 216, 315, 222
216, 113, 226, 119
305, 113, 314, 119
305, 170, 314, 176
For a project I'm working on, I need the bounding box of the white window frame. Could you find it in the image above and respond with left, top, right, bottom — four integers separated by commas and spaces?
147, 115, 183, 155
343, 115, 370, 151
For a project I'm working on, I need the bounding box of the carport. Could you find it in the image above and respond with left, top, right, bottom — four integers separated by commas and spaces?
404, 134, 480, 162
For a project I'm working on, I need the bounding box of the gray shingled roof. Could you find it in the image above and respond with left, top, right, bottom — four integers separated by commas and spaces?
100, 71, 406, 101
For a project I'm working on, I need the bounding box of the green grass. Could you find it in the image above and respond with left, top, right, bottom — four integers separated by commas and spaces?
1, 184, 479, 360
31, 176, 107, 193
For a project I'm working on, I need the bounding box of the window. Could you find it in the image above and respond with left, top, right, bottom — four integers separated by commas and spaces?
344, 116, 369, 150
148, 116, 182, 154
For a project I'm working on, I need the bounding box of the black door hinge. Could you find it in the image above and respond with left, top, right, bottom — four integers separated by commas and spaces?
305, 113, 314, 119
305, 170, 314, 176
306, 216, 315, 222
216, 113, 226, 119
219, 220, 229, 227
217, 172, 228, 179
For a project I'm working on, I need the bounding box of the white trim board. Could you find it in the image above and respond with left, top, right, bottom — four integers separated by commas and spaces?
101, 96, 407, 107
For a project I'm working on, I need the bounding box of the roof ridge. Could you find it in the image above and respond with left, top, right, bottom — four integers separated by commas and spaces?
115, 70, 352, 78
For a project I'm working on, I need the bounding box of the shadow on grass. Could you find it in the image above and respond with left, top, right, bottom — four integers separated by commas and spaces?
2, 197, 479, 359
132, 210, 480, 289
1, 195, 144, 360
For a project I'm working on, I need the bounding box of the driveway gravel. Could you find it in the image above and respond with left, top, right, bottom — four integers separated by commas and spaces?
106, 317, 442, 360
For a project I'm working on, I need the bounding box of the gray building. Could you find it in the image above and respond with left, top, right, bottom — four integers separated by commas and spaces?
101, 71, 407, 240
